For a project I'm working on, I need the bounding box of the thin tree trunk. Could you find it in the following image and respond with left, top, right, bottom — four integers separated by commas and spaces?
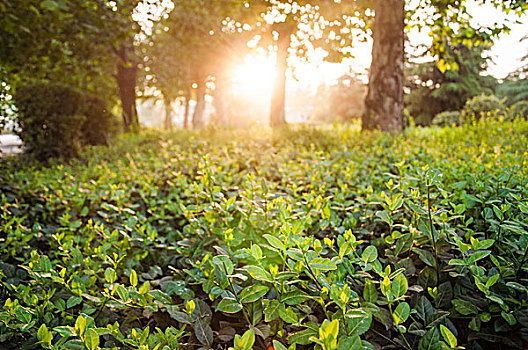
183, 87, 191, 129
362, 0, 405, 132
116, 43, 139, 133
192, 78, 206, 129
270, 22, 294, 128
163, 94, 172, 130
213, 75, 229, 126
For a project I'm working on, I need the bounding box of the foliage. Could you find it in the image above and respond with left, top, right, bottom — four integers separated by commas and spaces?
405, 45, 496, 125
79, 94, 119, 146
463, 94, 506, 121
511, 101, 528, 119
432, 111, 461, 126
14, 82, 86, 161
2, 120, 528, 349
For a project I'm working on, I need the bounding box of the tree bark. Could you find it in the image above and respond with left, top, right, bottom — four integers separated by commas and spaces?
270, 22, 294, 128
192, 78, 206, 129
116, 43, 139, 133
163, 93, 172, 130
362, 0, 405, 132
183, 87, 191, 129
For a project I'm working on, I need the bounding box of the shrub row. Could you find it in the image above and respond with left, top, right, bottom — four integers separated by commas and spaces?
14, 82, 116, 162
2, 120, 528, 349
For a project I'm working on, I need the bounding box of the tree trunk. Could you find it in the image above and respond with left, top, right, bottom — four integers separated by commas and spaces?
183, 87, 191, 129
362, 0, 405, 132
270, 22, 294, 128
213, 75, 229, 126
192, 78, 206, 129
116, 43, 139, 133
163, 94, 172, 130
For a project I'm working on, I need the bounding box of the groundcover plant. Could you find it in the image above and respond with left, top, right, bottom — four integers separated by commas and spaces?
2, 119, 528, 349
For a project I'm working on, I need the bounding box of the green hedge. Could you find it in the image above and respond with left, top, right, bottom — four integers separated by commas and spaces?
14, 82, 115, 162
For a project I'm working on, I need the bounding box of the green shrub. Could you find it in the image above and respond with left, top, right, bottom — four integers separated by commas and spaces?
14, 83, 118, 162
432, 110, 461, 126
3, 121, 528, 349
79, 94, 118, 146
14, 82, 85, 161
463, 94, 505, 121
510, 100, 528, 119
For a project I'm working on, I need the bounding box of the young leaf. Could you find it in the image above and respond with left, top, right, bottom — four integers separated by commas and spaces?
240, 285, 269, 303
217, 298, 243, 313
392, 302, 410, 325
440, 325, 457, 348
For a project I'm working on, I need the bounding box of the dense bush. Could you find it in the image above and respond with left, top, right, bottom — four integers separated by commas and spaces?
510, 100, 528, 119
14, 83, 86, 161
463, 94, 505, 121
432, 110, 461, 126
79, 94, 118, 146
2, 120, 528, 349
14, 82, 118, 162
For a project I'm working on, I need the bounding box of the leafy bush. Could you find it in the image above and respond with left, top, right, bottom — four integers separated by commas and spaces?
510, 100, 528, 119
79, 94, 118, 146
2, 120, 528, 349
14, 82, 86, 161
463, 94, 505, 121
432, 110, 461, 126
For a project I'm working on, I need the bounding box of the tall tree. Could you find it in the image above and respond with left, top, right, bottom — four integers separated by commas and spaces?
362, 0, 527, 132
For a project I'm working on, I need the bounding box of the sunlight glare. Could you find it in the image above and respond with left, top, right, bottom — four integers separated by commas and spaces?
231, 54, 275, 99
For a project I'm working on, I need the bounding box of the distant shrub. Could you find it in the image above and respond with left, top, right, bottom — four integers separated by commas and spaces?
432, 110, 461, 126
510, 100, 528, 119
14, 83, 118, 162
79, 94, 119, 146
463, 94, 505, 121
14, 83, 86, 161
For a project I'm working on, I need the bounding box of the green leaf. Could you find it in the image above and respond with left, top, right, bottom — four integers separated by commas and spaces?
194, 319, 213, 347
40, 255, 52, 272
244, 265, 272, 283
129, 269, 138, 287
40, 0, 59, 11
85, 328, 99, 350
392, 273, 408, 298
272, 340, 288, 350
345, 311, 372, 336
451, 299, 479, 315
116, 285, 129, 302
234, 328, 255, 350
264, 300, 281, 322
240, 285, 268, 303
467, 251, 491, 264
310, 257, 337, 271
363, 279, 378, 303
37, 323, 50, 342
501, 311, 516, 326
279, 307, 298, 324
169, 311, 193, 324
104, 268, 117, 283
440, 325, 457, 348
263, 234, 286, 251
281, 290, 311, 305
213, 255, 234, 275
418, 327, 440, 350
362, 246, 378, 263
393, 302, 410, 325
67, 295, 82, 309
217, 298, 243, 313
